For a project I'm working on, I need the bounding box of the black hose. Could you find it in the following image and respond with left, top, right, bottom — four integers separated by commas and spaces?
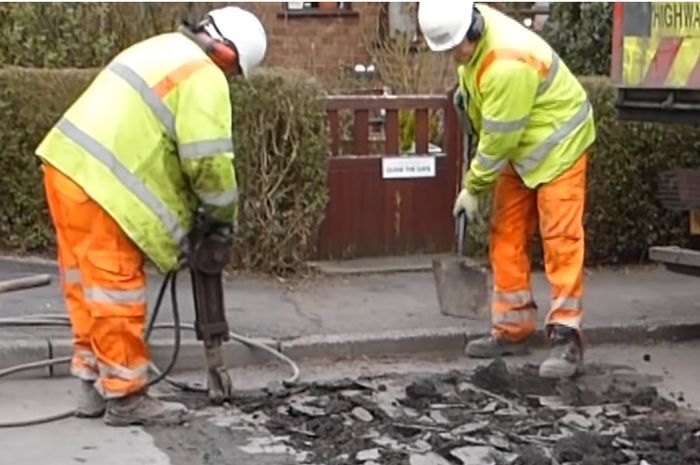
146, 268, 181, 387
144, 271, 172, 341
0, 411, 76, 428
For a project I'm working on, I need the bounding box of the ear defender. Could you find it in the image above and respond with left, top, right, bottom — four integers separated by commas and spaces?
209, 41, 239, 73
195, 18, 240, 73
202, 36, 239, 73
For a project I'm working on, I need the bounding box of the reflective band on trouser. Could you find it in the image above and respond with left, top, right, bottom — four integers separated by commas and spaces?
55, 118, 186, 245
551, 296, 582, 312
179, 138, 234, 159
94, 362, 150, 399
492, 307, 538, 343
546, 296, 583, 330
108, 62, 176, 139
476, 151, 508, 172
493, 289, 534, 307
491, 289, 537, 342
71, 349, 98, 381
492, 307, 538, 325
197, 188, 239, 207
84, 287, 147, 304
513, 100, 592, 176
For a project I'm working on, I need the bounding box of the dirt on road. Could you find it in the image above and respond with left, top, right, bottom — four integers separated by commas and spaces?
151, 359, 700, 465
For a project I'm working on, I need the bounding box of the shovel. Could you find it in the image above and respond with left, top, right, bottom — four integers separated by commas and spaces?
432, 212, 490, 319
432, 103, 490, 320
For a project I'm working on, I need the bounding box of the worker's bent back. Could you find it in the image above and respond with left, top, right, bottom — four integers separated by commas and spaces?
36, 32, 238, 272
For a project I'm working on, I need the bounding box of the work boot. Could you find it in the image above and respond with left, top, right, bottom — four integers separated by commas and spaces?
75, 380, 106, 418
539, 325, 583, 379
465, 335, 531, 358
103, 391, 189, 427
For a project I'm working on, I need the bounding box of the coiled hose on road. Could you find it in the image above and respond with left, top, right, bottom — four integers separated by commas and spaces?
0, 267, 301, 428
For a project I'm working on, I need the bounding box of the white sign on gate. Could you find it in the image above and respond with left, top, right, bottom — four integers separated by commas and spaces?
381, 156, 436, 179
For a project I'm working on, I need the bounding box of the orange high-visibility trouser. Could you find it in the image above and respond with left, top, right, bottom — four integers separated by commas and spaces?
43, 164, 150, 399
489, 154, 587, 342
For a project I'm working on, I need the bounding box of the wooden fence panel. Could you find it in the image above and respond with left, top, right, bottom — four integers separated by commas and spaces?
316, 91, 463, 259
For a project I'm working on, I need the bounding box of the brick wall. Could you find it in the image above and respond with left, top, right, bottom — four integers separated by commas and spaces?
234, 2, 382, 88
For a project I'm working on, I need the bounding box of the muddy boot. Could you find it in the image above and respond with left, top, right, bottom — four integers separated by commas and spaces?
465, 335, 531, 358
103, 391, 189, 427
539, 325, 583, 379
75, 380, 106, 418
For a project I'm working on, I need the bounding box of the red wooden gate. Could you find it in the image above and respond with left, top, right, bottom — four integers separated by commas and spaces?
316, 91, 464, 259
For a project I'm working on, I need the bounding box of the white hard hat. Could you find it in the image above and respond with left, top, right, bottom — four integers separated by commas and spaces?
418, 0, 474, 52
204, 6, 267, 77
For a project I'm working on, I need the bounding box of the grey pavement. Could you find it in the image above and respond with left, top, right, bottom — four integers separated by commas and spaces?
1, 256, 699, 344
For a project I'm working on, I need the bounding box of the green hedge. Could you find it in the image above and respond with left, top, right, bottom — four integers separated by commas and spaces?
0, 66, 329, 274
1, 69, 698, 267
539, 3, 613, 76
580, 76, 698, 264
0, 3, 219, 67
466, 77, 700, 264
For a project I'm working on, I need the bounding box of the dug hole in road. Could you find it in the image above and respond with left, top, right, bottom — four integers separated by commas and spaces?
1, 341, 699, 465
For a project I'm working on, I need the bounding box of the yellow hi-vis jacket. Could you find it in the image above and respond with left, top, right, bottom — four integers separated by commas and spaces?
36, 29, 238, 272
457, 4, 596, 194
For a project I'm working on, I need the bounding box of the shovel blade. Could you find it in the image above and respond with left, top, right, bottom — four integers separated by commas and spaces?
432, 257, 490, 320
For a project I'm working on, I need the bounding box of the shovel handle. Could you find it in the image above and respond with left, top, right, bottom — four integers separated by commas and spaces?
457, 211, 468, 256
456, 102, 472, 258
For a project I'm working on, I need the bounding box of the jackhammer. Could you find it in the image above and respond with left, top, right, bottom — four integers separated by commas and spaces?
185, 215, 235, 404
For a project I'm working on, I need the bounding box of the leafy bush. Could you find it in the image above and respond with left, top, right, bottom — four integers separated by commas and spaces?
230, 68, 329, 273
0, 3, 217, 67
580, 77, 698, 264
0, 66, 329, 274
539, 3, 613, 76
398, 110, 442, 153
0, 67, 95, 252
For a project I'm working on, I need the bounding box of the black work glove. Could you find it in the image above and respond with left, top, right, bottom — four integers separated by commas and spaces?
181, 212, 234, 273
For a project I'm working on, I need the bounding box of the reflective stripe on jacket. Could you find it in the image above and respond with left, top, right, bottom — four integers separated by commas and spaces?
457, 4, 596, 194
36, 31, 238, 272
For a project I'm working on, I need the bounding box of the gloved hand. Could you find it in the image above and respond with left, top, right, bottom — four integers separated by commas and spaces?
193, 211, 234, 241
180, 211, 234, 269
452, 187, 480, 222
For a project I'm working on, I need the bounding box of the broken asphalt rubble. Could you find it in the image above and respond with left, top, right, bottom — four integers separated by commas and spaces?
194, 359, 700, 465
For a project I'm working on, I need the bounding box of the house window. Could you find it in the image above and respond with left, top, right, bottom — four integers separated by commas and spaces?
280, 2, 358, 18
374, 3, 419, 53
388, 3, 417, 40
